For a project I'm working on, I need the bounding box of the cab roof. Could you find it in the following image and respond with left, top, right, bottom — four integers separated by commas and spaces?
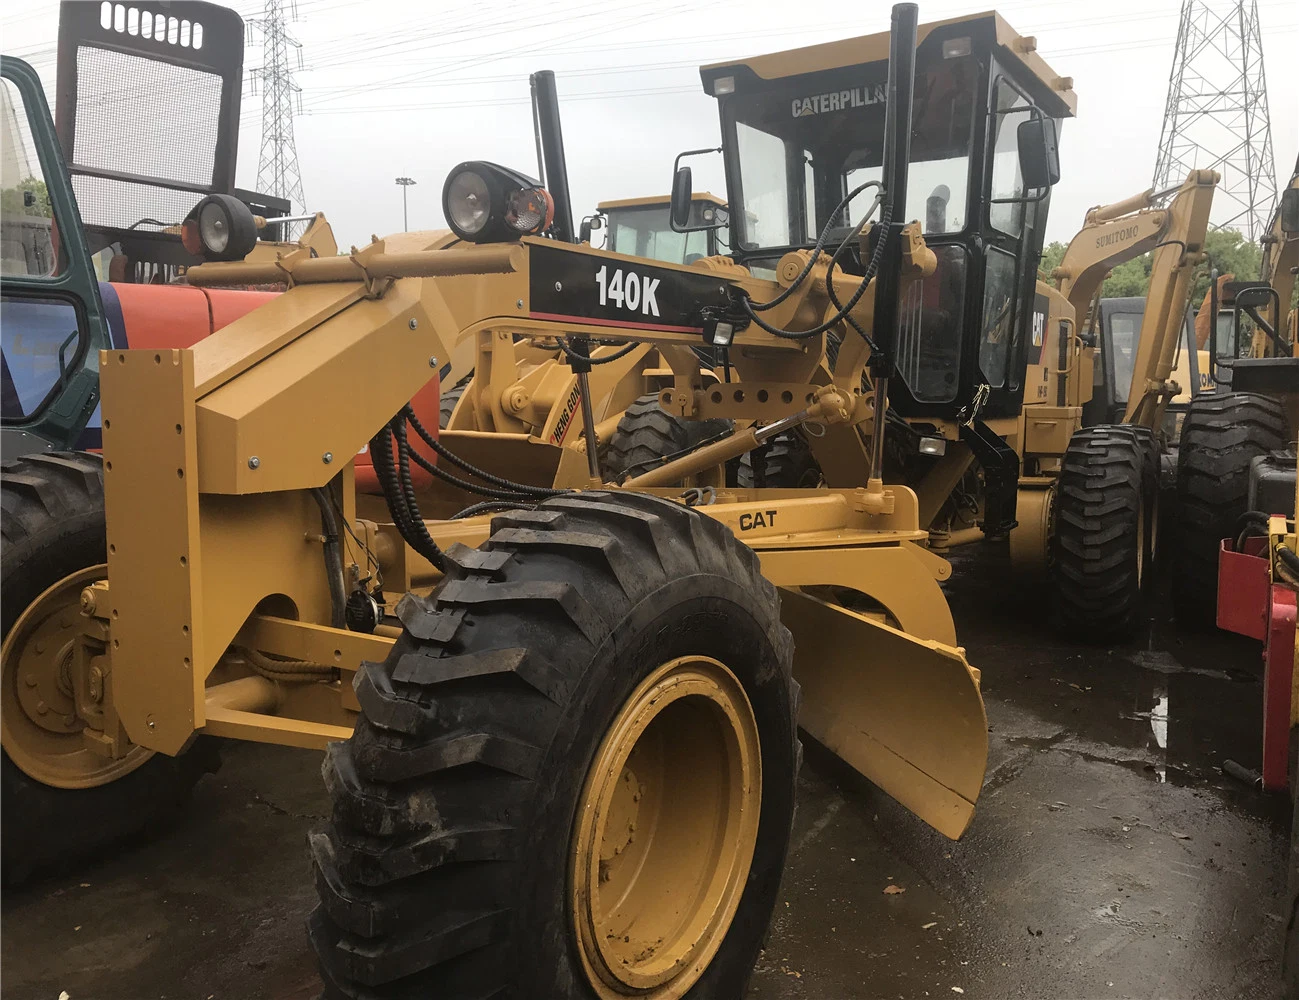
597, 192, 726, 211
700, 10, 1076, 118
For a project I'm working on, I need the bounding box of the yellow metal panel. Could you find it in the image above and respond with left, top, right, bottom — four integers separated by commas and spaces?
195, 281, 454, 494
1023, 406, 1081, 456
781, 589, 987, 840
760, 546, 956, 645
192, 281, 367, 396
100, 349, 202, 754
195, 491, 336, 673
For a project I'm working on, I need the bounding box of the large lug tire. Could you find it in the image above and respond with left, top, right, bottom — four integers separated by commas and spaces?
757, 430, 824, 489
1, 452, 216, 885
308, 490, 799, 999
734, 431, 823, 490
1051, 425, 1158, 642
602, 394, 732, 485
1172, 392, 1287, 628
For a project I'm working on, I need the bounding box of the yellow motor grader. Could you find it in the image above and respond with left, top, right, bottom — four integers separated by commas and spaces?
4, 4, 1080, 996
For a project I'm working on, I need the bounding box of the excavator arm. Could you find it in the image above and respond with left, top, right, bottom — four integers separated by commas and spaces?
1048, 170, 1218, 429
1121, 170, 1217, 426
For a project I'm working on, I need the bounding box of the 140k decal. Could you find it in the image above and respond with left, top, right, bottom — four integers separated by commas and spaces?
595, 264, 661, 317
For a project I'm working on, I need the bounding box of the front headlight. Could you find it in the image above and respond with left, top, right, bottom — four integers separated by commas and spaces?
445, 170, 491, 236
442, 161, 550, 243
182, 193, 258, 262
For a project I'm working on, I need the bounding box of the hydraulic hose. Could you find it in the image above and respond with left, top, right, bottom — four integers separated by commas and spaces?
309, 486, 348, 630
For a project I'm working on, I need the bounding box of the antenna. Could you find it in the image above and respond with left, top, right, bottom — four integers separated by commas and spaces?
1153, 0, 1278, 241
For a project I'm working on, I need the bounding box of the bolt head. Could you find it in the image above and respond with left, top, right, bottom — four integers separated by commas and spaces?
516, 298, 524, 309
322, 452, 334, 464
147, 715, 156, 730
428, 356, 438, 368
408, 317, 419, 330
23, 672, 37, 687
36, 700, 47, 715
554, 281, 563, 292
248, 456, 261, 470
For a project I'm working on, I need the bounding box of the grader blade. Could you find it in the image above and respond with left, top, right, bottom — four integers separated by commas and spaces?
780, 588, 988, 840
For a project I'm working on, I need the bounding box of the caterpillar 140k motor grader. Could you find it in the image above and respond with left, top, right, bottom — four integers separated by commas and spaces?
4, 5, 1079, 996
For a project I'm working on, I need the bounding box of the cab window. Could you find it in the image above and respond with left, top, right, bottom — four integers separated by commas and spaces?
988, 79, 1033, 237
1, 76, 60, 278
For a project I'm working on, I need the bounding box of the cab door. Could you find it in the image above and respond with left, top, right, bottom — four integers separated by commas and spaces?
978, 74, 1051, 418
1, 56, 108, 456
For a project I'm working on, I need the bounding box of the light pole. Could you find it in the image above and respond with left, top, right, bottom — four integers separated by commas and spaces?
395, 176, 416, 231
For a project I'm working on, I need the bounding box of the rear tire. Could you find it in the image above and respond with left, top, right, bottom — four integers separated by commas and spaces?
1, 452, 216, 885
308, 490, 799, 998
1172, 393, 1287, 628
758, 430, 823, 488
1051, 425, 1157, 642
602, 394, 731, 485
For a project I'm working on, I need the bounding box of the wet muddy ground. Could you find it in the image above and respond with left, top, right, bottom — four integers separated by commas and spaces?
2, 545, 1290, 999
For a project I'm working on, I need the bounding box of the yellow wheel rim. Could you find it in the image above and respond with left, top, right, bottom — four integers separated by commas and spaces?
571, 655, 762, 999
1, 565, 151, 788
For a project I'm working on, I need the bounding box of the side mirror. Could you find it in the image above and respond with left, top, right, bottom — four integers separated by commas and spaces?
1017, 117, 1060, 190
1281, 187, 1299, 235
579, 218, 592, 244
23, 189, 35, 209
670, 166, 693, 230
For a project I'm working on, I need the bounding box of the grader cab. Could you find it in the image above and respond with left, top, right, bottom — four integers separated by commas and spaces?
5, 4, 1078, 995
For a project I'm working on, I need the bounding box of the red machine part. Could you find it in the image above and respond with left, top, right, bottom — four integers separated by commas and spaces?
1263, 587, 1298, 791
1218, 536, 1299, 790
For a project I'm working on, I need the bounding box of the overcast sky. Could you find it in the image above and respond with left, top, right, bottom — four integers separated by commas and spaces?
4, 0, 1297, 248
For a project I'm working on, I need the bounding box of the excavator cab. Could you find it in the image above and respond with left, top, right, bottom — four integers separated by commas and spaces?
678, 13, 1073, 426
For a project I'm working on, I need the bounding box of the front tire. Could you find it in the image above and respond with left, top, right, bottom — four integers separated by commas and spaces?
1, 452, 216, 884
1172, 393, 1287, 627
602, 394, 731, 485
1051, 425, 1157, 641
308, 490, 799, 998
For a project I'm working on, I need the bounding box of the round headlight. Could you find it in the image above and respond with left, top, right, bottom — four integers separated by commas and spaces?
446, 170, 491, 236
183, 193, 258, 262
199, 200, 230, 254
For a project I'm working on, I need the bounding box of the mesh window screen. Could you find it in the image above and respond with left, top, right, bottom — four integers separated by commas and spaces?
71, 174, 208, 231
72, 45, 220, 226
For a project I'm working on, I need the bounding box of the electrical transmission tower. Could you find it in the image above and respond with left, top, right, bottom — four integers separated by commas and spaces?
1153, 0, 1278, 241
250, 0, 306, 230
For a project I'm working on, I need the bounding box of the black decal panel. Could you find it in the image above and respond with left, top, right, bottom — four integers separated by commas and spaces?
528, 243, 731, 332
1025, 292, 1050, 366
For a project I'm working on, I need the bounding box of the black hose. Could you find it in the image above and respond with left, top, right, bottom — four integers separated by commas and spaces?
370, 418, 446, 572
824, 201, 893, 352
746, 180, 880, 313
309, 486, 349, 629
739, 202, 893, 341
451, 500, 538, 519
556, 339, 641, 366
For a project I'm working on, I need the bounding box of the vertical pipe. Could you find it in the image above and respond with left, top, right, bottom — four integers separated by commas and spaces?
577, 370, 601, 481
866, 2, 919, 484
531, 70, 575, 243
529, 75, 547, 187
